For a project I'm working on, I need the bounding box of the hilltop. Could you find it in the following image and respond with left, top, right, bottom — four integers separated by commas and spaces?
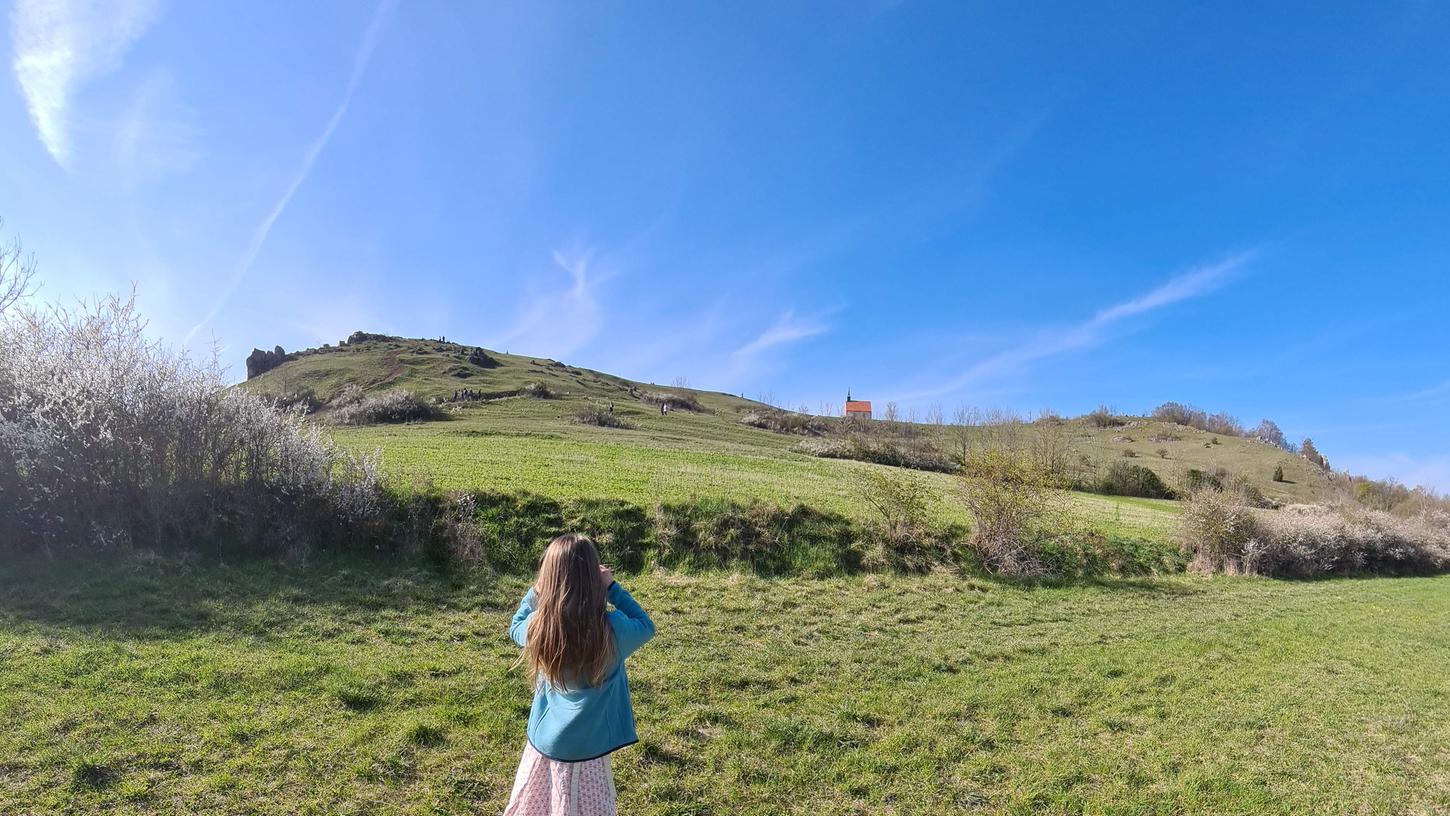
243, 331, 763, 413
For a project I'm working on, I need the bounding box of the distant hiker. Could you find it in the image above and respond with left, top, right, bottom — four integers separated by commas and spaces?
506, 534, 655, 815
660, 402, 667, 416
608, 401, 614, 414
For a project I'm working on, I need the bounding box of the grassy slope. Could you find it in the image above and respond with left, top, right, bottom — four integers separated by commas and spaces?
3, 555, 1446, 815
332, 396, 1180, 542
244, 336, 1345, 551
247, 337, 1335, 521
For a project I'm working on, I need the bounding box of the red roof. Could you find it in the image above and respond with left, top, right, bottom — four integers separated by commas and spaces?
845, 400, 872, 413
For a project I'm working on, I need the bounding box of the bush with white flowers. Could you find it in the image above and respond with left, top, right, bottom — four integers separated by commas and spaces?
0, 293, 384, 554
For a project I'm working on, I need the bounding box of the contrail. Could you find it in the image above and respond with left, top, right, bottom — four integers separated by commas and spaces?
186, 0, 398, 344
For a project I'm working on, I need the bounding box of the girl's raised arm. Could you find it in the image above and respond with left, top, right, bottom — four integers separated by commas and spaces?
607, 582, 655, 658
509, 587, 537, 647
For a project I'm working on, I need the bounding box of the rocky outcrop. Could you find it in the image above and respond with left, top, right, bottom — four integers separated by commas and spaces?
345, 331, 392, 345
245, 345, 293, 379
467, 347, 500, 368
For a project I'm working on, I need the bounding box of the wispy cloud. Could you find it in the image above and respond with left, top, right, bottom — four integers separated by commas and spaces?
1398, 378, 1450, 405
712, 309, 833, 389
489, 249, 606, 359
731, 310, 831, 362
11, 0, 161, 168
894, 251, 1255, 402
185, 0, 398, 344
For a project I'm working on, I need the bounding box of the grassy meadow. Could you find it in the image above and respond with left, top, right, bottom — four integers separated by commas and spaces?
330, 395, 1182, 545
2, 555, 1447, 815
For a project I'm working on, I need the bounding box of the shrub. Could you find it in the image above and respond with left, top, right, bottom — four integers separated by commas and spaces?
573, 403, 633, 429
330, 383, 364, 408
1244, 505, 1450, 577
1222, 472, 1272, 508
1097, 461, 1175, 499
430, 492, 485, 567
1150, 401, 1245, 437
958, 451, 1062, 576
1181, 490, 1450, 578
1085, 405, 1125, 428
1178, 489, 1259, 574
332, 389, 443, 425
1027, 423, 1076, 486
521, 381, 556, 399
640, 390, 706, 413
802, 435, 955, 473
1120, 448, 1137, 458
0, 293, 384, 554
649, 499, 861, 576
273, 387, 322, 414
741, 409, 827, 436
1273, 464, 1286, 483
855, 470, 948, 572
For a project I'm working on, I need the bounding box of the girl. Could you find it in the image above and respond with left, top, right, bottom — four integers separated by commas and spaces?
505, 534, 656, 815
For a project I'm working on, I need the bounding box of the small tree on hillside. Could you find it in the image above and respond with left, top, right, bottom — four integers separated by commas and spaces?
948, 406, 975, 463
927, 403, 944, 425
1272, 464, 1286, 482
1301, 438, 1329, 471
1252, 419, 1288, 450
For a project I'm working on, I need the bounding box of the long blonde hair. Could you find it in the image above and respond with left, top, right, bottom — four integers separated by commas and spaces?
522, 534, 616, 690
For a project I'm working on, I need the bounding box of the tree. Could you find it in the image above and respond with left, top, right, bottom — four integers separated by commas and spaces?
0, 218, 38, 315
1300, 438, 1329, 471
1252, 419, 1288, 450
1272, 464, 1285, 482
948, 406, 975, 464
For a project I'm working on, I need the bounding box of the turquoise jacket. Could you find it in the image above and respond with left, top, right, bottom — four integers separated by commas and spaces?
509, 581, 655, 761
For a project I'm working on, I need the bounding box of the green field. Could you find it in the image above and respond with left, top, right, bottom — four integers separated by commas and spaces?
3, 555, 1447, 815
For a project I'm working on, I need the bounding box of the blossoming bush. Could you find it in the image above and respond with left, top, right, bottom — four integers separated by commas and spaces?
1181, 488, 1450, 577
1246, 504, 1450, 577
0, 293, 385, 554
330, 388, 442, 425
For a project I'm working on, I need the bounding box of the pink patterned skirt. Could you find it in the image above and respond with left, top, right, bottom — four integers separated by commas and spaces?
503, 743, 617, 816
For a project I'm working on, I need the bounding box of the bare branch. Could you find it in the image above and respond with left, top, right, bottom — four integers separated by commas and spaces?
0, 218, 39, 315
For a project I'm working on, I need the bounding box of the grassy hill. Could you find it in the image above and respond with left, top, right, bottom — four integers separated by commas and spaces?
244, 335, 1337, 527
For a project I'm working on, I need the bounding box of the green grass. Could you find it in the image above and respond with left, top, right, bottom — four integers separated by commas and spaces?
3, 554, 1447, 814
332, 397, 1181, 545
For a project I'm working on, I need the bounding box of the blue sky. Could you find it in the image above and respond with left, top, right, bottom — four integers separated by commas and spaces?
4, 1, 1449, 491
